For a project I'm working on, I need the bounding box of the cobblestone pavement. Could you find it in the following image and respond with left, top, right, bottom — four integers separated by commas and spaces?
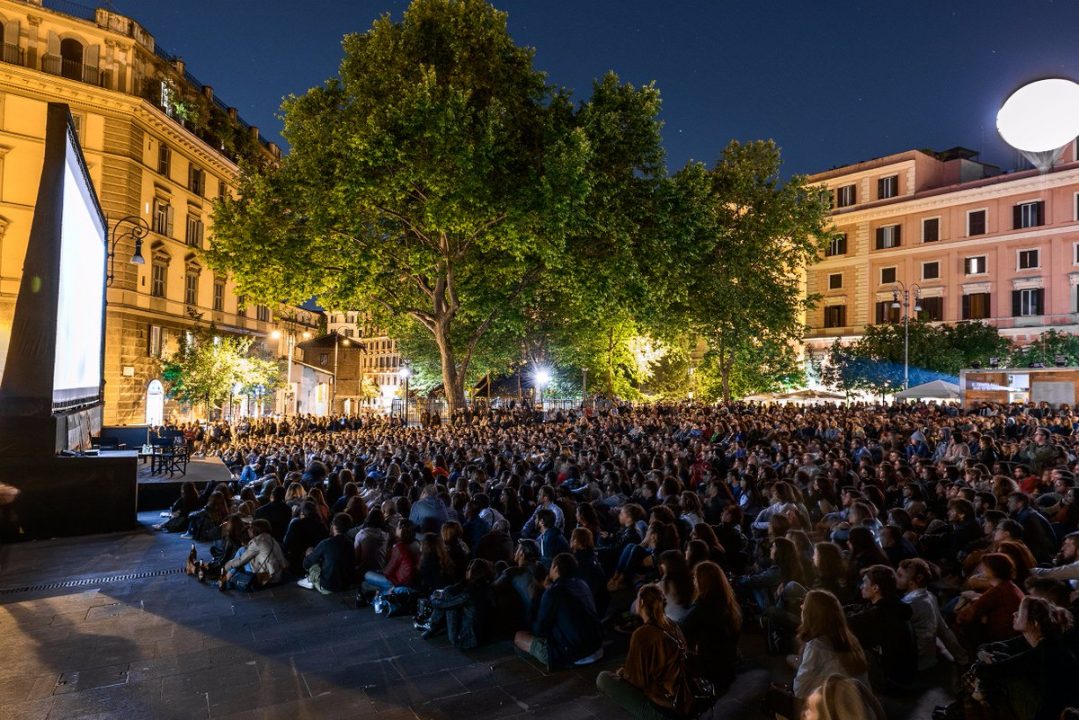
0, 514, 950, 720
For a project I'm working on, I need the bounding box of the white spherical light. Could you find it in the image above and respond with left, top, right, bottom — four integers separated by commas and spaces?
997, 78, 1079, 153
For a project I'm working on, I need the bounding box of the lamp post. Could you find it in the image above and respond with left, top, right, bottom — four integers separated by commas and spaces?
271, 329, 297, 417
534, 367, 551, 415
891, 281, 922, 391
398, 365, 411, 425
105, 215, 149, 287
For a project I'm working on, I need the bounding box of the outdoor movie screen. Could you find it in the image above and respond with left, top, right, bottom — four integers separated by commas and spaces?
52, 129, 106, 405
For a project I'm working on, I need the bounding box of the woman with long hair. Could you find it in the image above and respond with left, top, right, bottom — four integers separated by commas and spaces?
657, 549, 695, 622
961, 596, 1079, 720
765, 589, 869, 719
956, 553, 1025, 648
679, 560, 742, 690
597, 584, 693, 719
156, 481, 200, 532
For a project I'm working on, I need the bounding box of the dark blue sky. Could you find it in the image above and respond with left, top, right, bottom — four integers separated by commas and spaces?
98, 0, 1079, 175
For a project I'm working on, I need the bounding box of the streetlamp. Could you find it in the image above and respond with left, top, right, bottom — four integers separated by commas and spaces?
398, 365, 412, 425
891, 281, 922, 390
105, 215, 148, 287
534, 367, 552, 411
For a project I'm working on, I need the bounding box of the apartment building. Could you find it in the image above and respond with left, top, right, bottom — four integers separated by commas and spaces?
326, 311, 404, 412
804, 143, 1079, 364
0, 0, 319, 423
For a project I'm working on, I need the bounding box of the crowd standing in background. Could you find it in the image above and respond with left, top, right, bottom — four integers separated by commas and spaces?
160, 399, 1079, 720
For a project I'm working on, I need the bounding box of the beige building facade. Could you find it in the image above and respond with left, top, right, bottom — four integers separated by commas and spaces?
0, 0, 316, 424
804, 143, 1079, 366
326, 311, 404, 412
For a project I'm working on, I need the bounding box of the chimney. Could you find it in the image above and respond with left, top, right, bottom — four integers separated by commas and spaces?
227, 107, 237, 122
202, 86, 213, 101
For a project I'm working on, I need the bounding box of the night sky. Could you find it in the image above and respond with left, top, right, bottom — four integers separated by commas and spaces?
89, 0, 1079, 176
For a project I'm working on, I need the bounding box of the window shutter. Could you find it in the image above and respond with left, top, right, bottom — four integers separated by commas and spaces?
895, 225, 901, 246
984, 294, 990, 319
4, 20, 20, 46
1012, 291, 1022, 317
1013, 205, 1022, 230
877, 178, 885, 198
1036, 289, 1045, 315
1036, 201, 1045, 226
962, 295, 970, 319
166, 205, 174, 237
146, 323, 153, 355
875, 227, 883, 249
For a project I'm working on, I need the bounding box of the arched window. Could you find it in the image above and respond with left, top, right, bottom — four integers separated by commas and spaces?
59, 38, 82, 80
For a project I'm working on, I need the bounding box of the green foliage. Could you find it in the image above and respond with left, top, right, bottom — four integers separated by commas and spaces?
668, 140, 835, 401
161, 333, 282, 417
820, 321, 1012, 397
211, 0, 674, 414
1007, 329, 1079, 367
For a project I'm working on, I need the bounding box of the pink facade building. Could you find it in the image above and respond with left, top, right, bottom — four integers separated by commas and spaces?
803, 143, 1079, 362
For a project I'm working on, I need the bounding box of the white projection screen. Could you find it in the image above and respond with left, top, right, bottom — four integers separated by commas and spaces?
52, 129, 106, 405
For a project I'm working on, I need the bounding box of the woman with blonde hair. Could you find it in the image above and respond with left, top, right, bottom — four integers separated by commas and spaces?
802, 674, 884, 720
597, 583, 692, 719
766, 590, 869, 718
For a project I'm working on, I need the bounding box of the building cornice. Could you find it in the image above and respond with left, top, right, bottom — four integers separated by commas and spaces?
829, 167, 1079, 225
0, 64, 241, 179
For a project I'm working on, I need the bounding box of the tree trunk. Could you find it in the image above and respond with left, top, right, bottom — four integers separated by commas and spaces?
434, 324, 466, 417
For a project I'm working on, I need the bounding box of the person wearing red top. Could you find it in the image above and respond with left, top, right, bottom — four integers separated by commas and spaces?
361, 520, 419, 595
956, 553, 1024, 648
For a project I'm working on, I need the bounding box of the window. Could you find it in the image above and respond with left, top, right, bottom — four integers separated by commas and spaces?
877, 175, 898, 199
836, 184, 856, 208
880, 267, 897, 285
319, 352, 329, 367
188, 165, 205, 196
965, 256, 987, 275
823, 305, 846, 328
922, 217, 940, 242
875, 301, 901, 324
148, 324, 163, 357
922, 261, 940, 281
184, 271, 198, 306
256, 305, 271, 322
157, 144, 171, 176
152, 198, 173, 237
1013, 288, 1045, 317
1014, 201, 1045, 230
343, 328, 354, 338
151, 260, 167, 298
185, 215, 203, 248
826, 234, 847, 257
962, 293, 991, 320
1018, 249, 1040, 270
828, 273, 843, 290
213, 279, 224, 312
968, 209, 987, 236
219, 181, 229, 199
875, 224, 901, 249
919, 297, 944, 322
237, 296, 247, 316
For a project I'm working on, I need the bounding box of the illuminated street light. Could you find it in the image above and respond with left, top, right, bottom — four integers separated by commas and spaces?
270, 330, 282, 340
534, 367, 551, 412
398, 365, 412, 425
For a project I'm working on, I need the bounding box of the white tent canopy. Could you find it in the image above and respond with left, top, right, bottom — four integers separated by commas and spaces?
895, 379, 961, 401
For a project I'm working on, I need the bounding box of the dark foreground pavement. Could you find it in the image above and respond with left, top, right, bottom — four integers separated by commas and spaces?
0, 514, 951, 720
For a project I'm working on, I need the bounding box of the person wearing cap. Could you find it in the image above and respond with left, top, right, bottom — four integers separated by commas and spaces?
1020, 427, 1066, 476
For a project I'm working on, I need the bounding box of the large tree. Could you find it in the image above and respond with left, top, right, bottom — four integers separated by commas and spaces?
672, 141, 834, 401
210, 0, 664, 415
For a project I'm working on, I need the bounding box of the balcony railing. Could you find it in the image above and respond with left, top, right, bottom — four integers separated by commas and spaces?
41, 54, 101, 86
1, 43, 22, 66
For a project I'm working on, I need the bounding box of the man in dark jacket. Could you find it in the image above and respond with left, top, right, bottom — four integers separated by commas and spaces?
846, 564, 918, 690
282, 501, 328, 574
513, 553, 604, 669
254, 485, 292, 542
299, 513, 355, 593
535, 509, 569, 569
1008, 491, 1057, 563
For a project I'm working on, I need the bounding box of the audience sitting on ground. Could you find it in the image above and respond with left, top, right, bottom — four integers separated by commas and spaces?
166, 398, 1079, 719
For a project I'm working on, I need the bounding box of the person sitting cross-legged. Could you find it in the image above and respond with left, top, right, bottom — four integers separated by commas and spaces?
514, 552, 604, 670
596, 583, 693, 719
298, 512, 356, 594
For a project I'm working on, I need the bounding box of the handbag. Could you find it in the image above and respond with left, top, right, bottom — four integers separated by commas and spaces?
658, 627, 716, 717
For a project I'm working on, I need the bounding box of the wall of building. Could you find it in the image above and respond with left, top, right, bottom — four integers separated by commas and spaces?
805, 145, 1079, 363
0, 0, 310, 425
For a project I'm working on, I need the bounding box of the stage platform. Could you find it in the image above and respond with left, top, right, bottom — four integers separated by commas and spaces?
135, 455, 233, 511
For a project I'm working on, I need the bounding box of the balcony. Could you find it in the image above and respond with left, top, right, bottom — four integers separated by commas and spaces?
41, 54, 106, 87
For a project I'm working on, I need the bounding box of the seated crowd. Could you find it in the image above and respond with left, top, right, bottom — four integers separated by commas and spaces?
160, 399, 1079, 720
